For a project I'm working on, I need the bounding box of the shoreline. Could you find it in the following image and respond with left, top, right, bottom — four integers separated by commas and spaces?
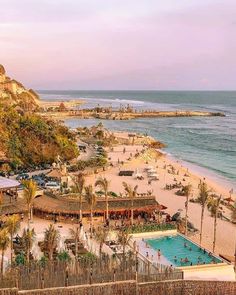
86, 132, 235, 257
113, 128, 236, 194
166, 154, 236, 195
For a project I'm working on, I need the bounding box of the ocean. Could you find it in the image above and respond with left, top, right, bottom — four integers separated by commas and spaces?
39, 90, 236, 190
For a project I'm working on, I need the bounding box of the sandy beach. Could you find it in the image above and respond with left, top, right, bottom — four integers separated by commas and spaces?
83, 131, 236, 258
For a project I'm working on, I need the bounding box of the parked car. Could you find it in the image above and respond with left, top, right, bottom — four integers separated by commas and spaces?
35, 179, 46, 187
16, 173, 30, 181
45, 182, 61, 191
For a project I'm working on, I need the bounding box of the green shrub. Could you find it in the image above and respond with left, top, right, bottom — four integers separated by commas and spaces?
57, 250, 71, 262
126, 223, 176, 234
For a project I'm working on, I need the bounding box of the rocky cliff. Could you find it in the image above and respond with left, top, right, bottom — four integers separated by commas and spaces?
0, 64, 39, 111
0, 65, 79, 171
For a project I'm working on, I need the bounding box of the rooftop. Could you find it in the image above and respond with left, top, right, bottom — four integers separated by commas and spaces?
0, 176, 20, 190
33, 194, 165, 215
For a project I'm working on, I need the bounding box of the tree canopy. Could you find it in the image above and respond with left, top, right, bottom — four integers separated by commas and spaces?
0, 106, 78, 169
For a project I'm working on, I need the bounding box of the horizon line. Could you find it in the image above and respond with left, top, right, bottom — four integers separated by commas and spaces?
36, 89, 236, 92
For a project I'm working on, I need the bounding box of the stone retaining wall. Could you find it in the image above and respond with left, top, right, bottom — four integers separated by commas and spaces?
19, 281, 136, 295
0, 289, 17, 295
138, 280, 236, 295
1, 280, 235, 295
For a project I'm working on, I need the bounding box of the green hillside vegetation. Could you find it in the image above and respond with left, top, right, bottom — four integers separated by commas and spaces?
0, 105, 79, 170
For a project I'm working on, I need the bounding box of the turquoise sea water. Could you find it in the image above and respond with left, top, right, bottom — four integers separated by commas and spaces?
39, 91, 236, 189
146, 235, 222, 267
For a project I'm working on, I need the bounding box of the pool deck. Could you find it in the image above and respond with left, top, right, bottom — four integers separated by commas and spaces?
130, 230, 235, 281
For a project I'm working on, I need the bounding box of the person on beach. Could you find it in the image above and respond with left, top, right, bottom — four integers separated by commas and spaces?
157, 249, 161, 259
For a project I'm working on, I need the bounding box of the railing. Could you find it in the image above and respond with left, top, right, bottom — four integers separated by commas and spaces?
137, 272, 184, 282
0, 254, 183, 291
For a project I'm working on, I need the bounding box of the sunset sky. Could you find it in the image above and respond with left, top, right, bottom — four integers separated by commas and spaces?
1, 0, 236, 90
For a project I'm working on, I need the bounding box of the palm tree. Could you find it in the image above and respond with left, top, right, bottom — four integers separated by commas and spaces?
72, 173, 85, 221
22, 179, 37, 229
207, 195, 222, 253
118, 229, 132, 268
122, 182, 138, 225
0, 228, 10, 275
43, 224, 60, 261
84, 185, 97, 235
95, 227, 108, 258
22, 228, 36, 264
95, 177, 110, 221
197, 182, 211, 245
5, 214, 20, 264
231, 200, 236, 222
69, 227, 80, 261
182, 184, 192, 236
0, 191, 3, 213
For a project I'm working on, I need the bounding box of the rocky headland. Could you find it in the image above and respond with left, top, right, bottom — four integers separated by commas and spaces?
0, 64, 39, 111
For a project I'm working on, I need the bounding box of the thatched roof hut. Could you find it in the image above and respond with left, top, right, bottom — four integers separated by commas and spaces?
47, 169, 64, 179
1, 199, 27, 215
33, 194, 165, 216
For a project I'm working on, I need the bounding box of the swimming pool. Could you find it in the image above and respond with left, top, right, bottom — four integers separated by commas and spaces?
145, 234, 223, 267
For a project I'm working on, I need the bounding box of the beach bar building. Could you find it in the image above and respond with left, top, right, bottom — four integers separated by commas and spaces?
0, 176, 25, 214
33, 194, 166, 222
0, 176, 20, 197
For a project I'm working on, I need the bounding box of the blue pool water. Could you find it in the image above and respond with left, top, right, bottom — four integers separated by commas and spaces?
146, 235, 223, 267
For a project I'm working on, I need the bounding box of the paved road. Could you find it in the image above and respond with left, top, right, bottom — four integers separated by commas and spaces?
77, 140, 95, 161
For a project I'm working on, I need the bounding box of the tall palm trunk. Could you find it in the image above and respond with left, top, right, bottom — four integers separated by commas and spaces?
79, 196, 83, 221
99, 243, 102, 259
90, 207, 93, 235
105, 194, 109, 220
200, 207, 205, 245
10, 234, 13, 265
27, 205, 31, 230
49, 248, 53, 261
122, 244, 126, 269
1, 250, 4, 276
131, 199, 134, 225
185, 194, 189, 236
213, 212, 217, 253
75, 227, 78, 260
234, 237, 236, 272
26, 242, 30, 265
